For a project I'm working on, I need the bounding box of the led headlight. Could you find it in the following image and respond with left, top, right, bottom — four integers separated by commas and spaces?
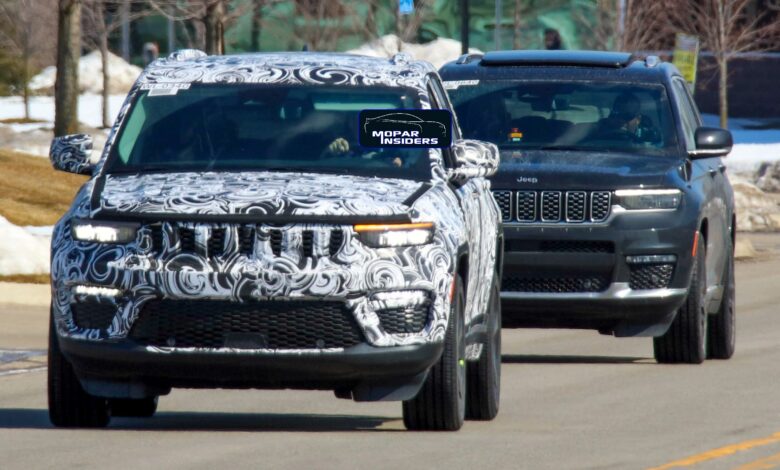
614, 189, 682, 211
71, 219, 139, 244
354, 222, 434, 248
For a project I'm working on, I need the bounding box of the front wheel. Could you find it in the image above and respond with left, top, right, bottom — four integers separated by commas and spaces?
403, 275, 466, 431
653, 234, 707, 364
707, 238, 736, 359
48, 309, 111, 428
466, 273, 501, 421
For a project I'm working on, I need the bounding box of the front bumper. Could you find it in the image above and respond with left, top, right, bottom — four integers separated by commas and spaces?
500, 207, 697, 336
59, 336, 443, 402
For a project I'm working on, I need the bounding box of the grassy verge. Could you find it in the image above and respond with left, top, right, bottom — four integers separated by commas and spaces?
0, 118, 47, 124
0, 148, 87, 226
0, 274, 50, 284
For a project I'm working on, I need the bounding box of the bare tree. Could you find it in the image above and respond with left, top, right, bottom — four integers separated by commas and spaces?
148, 0, 248, 54
55, 0, 82, 136
0, 0, 58, 120
82, 0, 150, 128
512, 0, 522, 49
574, 0, 673, 52
396, 0, 435, 44
666, 0, 780, 127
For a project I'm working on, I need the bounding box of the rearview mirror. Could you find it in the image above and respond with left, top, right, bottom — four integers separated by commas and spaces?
49, 134, 95, 175
448, 139, 500, 182
689, 127, 732, 159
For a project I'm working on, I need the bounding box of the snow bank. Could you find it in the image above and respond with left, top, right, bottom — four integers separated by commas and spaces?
0, 217, 51, 275
29, 50, 142, 95
347, 34, 481, 69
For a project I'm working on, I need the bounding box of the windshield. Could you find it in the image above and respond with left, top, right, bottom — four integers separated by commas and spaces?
105, 84, 431, 180
448, 81, 678, 157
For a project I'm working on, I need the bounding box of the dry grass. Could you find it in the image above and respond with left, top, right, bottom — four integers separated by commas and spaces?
0, 274, 50, 284
0, 149, 87, 226
0, 117, 47, 124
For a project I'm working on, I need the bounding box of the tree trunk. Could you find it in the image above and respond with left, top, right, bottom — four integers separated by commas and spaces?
719, 58, 728, 129
22, 55, 30, 121
204, 0, 225, 55
513, 0, 521, 49
717, 0, 728, 129
100, 33, 110, 129
251, 0, 264, 51
55, 0, 81, 137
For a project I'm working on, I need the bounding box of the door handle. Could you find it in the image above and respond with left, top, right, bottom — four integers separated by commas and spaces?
708, 168, 717, 177
719, 164, 727, 173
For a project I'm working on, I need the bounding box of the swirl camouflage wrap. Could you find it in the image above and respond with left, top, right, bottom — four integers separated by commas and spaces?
50, 52, 500, 358
49, 134, 94, 175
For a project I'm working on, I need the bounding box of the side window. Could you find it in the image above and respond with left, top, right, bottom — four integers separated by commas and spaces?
673, 79, 698, 150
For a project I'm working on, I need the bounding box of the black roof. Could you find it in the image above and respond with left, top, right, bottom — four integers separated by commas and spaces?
441, 50, 681, 84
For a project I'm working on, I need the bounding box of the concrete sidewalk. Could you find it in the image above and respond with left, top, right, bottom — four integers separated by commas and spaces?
0, 282, 49, 307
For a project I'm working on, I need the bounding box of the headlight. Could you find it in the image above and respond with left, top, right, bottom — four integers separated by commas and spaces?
354, 222, 434, 247
614, 189, 682, 210
71, 219, 139, 243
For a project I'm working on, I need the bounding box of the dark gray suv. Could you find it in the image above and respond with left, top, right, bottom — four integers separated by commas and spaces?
441, 50, 735, 364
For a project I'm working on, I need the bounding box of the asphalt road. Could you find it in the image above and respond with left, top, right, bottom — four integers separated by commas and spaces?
2, 255, 780, 469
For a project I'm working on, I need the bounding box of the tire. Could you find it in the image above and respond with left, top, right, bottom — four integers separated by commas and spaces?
707, 239, 736, 359
403, 275, 466, 431
110, 397, 158, 418
48, 309, 111, 428
466, 273, 501, 421
653, 234, 707, 364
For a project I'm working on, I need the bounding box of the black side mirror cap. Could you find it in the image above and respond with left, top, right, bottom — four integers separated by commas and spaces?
688, 127, 733, 159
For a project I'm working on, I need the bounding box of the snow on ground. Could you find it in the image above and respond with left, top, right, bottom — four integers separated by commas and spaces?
0, 217, 51, 276
701, 113, 780, 174
347, 34, 481, 69
30, 50, 142, 95
0, 94, 126, 130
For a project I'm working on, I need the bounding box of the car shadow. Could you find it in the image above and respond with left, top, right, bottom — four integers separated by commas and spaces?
0, 408, 402, 432
502, 354, 651, 364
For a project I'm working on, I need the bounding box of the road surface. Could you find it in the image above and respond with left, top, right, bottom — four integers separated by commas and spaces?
1, 254, 780, 469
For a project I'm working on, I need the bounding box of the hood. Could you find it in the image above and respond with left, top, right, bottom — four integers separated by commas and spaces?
94, 171, 424, 220
491, 150, 682, 190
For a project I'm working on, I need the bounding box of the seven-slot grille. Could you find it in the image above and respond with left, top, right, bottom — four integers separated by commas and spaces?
147, 225, 344, 258
491, 190, 611, 223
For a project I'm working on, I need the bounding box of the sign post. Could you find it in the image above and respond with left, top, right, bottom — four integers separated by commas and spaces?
672, 33, 700, 93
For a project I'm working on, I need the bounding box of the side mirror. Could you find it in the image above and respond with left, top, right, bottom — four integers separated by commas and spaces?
689, 127, 732, 159
448, 139, 500, 182
49, 134, 95, 175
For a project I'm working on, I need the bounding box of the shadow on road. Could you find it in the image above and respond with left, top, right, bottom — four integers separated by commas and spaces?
0, 408, 401, 432
502, 354, 651, 364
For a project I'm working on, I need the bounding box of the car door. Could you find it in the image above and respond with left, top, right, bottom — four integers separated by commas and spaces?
672, 78, 727, 299
427, 75, 490, 326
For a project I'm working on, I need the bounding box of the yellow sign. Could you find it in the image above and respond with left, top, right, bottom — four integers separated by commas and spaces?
673, 33, 700, 91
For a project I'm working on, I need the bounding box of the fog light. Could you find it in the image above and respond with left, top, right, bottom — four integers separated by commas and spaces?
72, 285, 122, 298
625, 254, 677, 264
370, 290, 429, 309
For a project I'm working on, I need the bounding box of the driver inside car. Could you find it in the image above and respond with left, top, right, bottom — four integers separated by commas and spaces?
598, 92, 658, 142
323, 137, 405, 168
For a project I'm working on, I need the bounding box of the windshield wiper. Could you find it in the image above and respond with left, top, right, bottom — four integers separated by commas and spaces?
106, 166, 174, 174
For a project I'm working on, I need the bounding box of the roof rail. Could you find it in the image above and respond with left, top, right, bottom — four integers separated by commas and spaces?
456, 53, 484, 64
168, 49, 207, 61
391, 52, 413, 65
